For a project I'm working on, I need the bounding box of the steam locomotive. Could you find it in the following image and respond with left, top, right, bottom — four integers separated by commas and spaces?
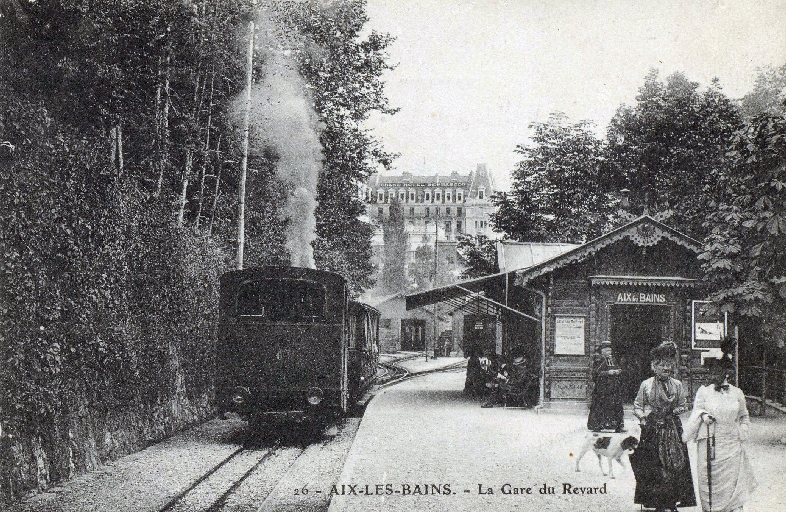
217, 266, 379, 429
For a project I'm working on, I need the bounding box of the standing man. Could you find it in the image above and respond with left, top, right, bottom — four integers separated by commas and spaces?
587, 340, 625, 432
630, 341, 697, 512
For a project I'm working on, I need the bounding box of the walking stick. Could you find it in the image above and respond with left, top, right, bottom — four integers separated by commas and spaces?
707, 421, 715, 511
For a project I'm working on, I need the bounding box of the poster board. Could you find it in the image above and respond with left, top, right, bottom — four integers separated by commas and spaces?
554, 316, 586, 355
692, 300, 726, 350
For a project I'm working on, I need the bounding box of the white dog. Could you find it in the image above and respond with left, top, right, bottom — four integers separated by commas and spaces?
574, 431, 639, 479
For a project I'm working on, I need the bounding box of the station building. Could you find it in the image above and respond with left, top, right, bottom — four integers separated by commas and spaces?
406, 214, 717, 407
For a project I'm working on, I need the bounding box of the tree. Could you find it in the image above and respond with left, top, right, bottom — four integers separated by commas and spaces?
740, 64, 786, 118
381, 199, 409, 293
491, 113, 612, 243
700, 112, 786, 348
457, 234, 499, 279
0, 0, 250, 498
410, 245, 435, 291
606, 71, 743, 238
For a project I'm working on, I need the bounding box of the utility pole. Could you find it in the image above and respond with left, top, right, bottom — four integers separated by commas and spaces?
432, 207, 439, 359
236, 15, 255, 270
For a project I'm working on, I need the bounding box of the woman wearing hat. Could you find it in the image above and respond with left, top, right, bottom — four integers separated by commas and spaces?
630, 341, 696, 512
587, 340, 625, 432
683, 351, 757, 512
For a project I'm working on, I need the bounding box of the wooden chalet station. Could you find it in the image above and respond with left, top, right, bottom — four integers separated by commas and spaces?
406, 215, 719, 407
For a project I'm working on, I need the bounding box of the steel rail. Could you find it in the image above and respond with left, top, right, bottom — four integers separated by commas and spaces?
205, 445, 281, 512
158, 446, 247, 512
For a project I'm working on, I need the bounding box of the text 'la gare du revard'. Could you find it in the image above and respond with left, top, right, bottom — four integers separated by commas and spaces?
327, 482, 607, 496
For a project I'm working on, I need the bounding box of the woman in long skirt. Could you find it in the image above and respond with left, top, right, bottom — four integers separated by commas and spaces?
683, 354, 757, 511
630, 342, 697, 512
587, 340, 624, 432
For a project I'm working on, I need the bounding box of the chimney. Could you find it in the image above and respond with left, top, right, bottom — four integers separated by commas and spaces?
620, 188, 630, 210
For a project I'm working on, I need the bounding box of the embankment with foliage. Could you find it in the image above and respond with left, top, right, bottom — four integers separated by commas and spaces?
0, 0, 394, 503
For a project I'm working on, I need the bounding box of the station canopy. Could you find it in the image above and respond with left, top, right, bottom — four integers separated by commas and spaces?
405, 241, 578, 322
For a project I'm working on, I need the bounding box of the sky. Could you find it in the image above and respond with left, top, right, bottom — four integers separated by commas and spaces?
362, 0, 786, 190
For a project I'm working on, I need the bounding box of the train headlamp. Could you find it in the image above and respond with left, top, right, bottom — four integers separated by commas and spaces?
307, 387, 324, 406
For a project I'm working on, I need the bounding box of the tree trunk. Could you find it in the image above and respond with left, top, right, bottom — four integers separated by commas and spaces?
762, 351, 768, 402
155, 32, 172, 198
117, 123, 124, 176
177, 149, 192, 228
195, 74, 215, 229
109, 126, 117, 168
207, 135, 222, 237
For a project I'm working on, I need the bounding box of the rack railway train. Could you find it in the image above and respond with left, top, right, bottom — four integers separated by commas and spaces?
217, 266, 379, 430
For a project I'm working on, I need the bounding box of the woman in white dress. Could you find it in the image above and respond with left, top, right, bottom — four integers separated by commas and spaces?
684, 355, 757, 511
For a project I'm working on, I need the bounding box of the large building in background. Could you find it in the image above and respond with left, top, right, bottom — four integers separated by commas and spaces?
362, 164, 501, 288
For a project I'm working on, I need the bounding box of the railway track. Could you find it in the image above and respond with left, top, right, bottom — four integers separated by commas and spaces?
156, 440, 291, 512
155, 419, 357, 512
376, 358, 467, 389
153, 361, 466, 512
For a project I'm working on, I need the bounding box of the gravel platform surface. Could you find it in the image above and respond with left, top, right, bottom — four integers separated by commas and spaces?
329, 370, 786, 512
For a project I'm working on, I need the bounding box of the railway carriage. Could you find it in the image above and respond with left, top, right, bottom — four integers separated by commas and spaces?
217, 266, 379, 429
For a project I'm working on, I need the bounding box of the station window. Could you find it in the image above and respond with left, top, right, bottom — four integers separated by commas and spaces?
425, 192, 431, 202
456, 221, 462, 233
457, 207, 463, 216
457, 191, 463, 202
445, 207, 451, 215
436, 192, 442, 202
446, 191, 452, 202
378, 191, 384, 202
378, 207, 384, 217
399, 192, 405, 201
445, 221, 451, 234
435, 207, 440, 216
409, 207, 415, 216
425, 207, 430, 217
478, 190, 485, 200
409, 191, 415, 202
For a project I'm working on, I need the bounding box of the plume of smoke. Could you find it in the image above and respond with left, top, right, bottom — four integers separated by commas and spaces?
236, 6, 324, 269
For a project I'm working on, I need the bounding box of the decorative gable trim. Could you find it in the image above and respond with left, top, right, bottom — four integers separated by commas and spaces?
589, 275, 698, 288
513, 216, 702, 287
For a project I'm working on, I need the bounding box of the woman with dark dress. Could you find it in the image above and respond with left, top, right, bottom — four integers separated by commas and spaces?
464, 348, 485, 398
587, 340, 624, 432
630, 342, 697, 512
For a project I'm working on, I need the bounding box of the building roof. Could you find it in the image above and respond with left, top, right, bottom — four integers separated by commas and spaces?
367, 164, 495, 192
405, 271, 508, 311
405, 215, 702, 312
369, 172, 469, 187
496, 241, 579, 272
513, 215, 702, 286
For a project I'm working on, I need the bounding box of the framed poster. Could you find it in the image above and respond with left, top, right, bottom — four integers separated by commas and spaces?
554, 316, 586, 355
692, 300, 726, 350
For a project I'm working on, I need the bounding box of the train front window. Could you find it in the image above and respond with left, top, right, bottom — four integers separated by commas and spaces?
236, 279, 326, 322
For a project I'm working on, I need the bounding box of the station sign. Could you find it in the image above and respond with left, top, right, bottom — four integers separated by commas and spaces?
615, 291, 667, 304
